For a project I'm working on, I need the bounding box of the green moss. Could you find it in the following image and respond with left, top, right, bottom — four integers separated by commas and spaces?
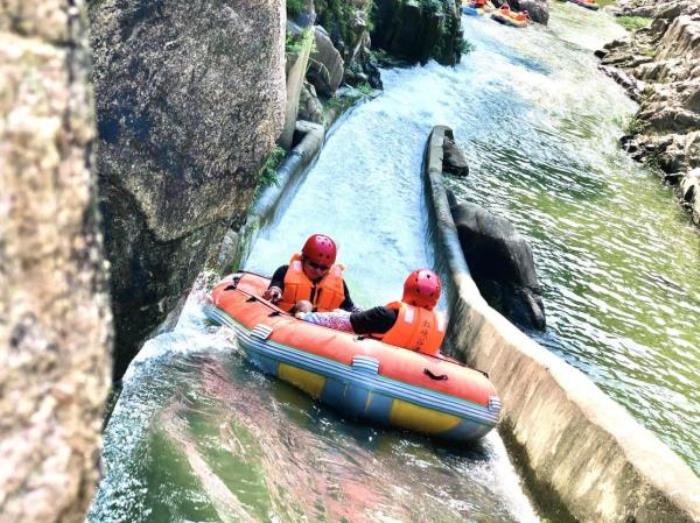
285, 27, 314, 55
616, 15, 652, 31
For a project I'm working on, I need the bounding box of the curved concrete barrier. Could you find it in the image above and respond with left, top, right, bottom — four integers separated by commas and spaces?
423, 125, 700, 522
225, 120, 325, 270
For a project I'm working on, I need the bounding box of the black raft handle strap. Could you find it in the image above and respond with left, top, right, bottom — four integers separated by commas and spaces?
424, 368, 448, 381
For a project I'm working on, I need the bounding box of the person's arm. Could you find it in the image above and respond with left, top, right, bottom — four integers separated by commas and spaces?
339, 281, 361, 312
263, 265, 288, 302
349, 306, 398, 335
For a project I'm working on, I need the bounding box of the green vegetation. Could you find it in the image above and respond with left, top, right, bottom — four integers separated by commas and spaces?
254, 146, 286, 199
356, 82, 374, 96
459, 39, 475, 55
640, 47, 658, 58
644, 150, 663, 170
625, 115, 648, 135
286, 0, 305, 17
315, 0, 354, 49
285, 27, 315, 55
616, 15, 652, 31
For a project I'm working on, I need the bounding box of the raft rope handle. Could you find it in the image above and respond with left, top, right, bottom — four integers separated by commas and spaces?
424, 368, 448, 381
223, 274, 292, 316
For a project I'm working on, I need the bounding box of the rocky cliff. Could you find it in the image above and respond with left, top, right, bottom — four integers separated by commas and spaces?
597, 0, 700, 225
88, 0, 286, 379
371, 0, 464, 66
0, 1, 112, 521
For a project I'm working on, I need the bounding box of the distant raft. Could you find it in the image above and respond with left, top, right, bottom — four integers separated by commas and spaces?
491, 8, 529, 27
205, 272, 502, 442
569, 0, 600, 10
462, 5, 483, 15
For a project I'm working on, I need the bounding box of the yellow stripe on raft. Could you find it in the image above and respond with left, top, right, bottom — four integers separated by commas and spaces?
389, 400, 461, 434
278, 363, 326, 399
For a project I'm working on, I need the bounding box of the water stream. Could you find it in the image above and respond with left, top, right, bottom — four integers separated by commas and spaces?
90, 4, 699, 521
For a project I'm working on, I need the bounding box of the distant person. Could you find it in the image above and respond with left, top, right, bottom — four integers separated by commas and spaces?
296, 269, 446, 356
262, 234, 358, 313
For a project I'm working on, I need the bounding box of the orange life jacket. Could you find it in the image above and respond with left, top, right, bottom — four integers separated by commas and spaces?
277, 253, 346, 312
375, 301, 446, 356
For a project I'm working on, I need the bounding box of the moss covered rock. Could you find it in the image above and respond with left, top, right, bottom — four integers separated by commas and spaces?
371, 0, 463, 66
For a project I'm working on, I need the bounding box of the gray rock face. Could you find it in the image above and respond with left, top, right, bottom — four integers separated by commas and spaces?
450, 201, 546, 330
308, 25, 345, 96
443, 136, 469, 177
371, 0, 463, 66
0, 1, 112, 521
597, 0, 700, 226
313, 0, 382, 88
298, 82, 325, 124
89, 0, 286, 379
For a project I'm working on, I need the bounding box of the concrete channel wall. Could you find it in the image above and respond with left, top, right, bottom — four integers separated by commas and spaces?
227, 120, 325, 269
423, 126, 700, 522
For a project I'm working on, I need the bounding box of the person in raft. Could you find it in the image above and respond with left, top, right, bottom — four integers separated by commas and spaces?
262, 233, 359, 313
295, 269, 446, 356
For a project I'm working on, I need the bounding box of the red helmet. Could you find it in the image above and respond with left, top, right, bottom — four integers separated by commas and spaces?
402, 269, 441, 310
302, 234, 337, 266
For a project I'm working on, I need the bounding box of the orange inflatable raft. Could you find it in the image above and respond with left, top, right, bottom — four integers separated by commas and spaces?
205, 272, 501, 441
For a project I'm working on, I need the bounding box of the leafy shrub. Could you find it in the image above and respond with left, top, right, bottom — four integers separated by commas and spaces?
625, 116, 648, 135
287, 0, 305, 17
255, 146, 286, 199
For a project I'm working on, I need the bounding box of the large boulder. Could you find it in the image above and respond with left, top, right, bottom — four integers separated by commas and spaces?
89, 0, 286, 379
450, 201, 546, 330
308, 25, 345, 96
371, 0, 463, 66
510, 0, 550, 25
443, 135, 469, 177
0, 1, 112, 520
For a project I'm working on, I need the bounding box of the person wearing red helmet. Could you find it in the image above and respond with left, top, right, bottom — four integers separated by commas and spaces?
263, 233, 358, 313
297, 269, 446, 356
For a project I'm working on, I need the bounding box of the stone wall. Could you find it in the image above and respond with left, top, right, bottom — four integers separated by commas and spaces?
88, 0, 287, 379
423, 126, 700, 522
0, 1, 112, 521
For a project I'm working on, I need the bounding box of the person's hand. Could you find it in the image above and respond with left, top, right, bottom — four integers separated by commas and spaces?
263, 286, 282, 303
